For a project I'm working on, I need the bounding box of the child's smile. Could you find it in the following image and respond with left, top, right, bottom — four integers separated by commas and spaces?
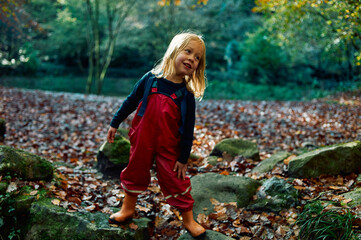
170, 40, 203, 83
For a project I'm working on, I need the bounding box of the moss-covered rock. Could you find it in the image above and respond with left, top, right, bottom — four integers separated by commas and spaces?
0, 118, 5, 141
205, 156, 218, 166
288, 141, 361, 178
252, 151, 291, 173
0, 146, 53, 181
190, 173, 260, 217
342, 188, 361, 207
100, 135, 130, 165
96, 133, 130, 179
210, 138, 260, 161
24, 199, 151, 240
179, 230, 235, 240
247, 177, 298, 212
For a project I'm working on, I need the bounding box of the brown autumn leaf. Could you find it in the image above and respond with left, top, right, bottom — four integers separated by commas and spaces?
67, 196, 82, 205
220, 170, 229, 175
210, 197, 220, 205
129, 222, 138, 230
136, 205, 151, 213
283, 154, 296, 165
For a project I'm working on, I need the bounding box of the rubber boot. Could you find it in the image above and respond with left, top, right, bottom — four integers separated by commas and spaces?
182, 210, 206, 238
108, 193, 137, 224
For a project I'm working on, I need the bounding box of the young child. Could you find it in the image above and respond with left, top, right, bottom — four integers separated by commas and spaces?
107, 31, 207, 238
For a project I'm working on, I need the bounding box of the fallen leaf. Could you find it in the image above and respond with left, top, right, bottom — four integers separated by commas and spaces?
30, 190, 38, 196
52, 199, 61, 206
136, 205, 151, 213
210, 197, 220, 205
85, 204, 96, 212
220, 170, 229, 175
284, 155, 296, 165
129, 222, 138, 230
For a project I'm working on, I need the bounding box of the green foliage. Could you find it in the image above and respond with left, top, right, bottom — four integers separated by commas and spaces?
254, 0, 361, 83
296, 201, 359, 240
235, 28, 292, 86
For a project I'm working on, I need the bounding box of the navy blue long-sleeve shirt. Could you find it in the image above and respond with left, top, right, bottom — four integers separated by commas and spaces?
110, 72, 195, 164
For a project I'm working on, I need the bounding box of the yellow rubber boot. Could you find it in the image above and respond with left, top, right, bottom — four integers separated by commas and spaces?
108, 193, 137, 224
182, 210, 206, 238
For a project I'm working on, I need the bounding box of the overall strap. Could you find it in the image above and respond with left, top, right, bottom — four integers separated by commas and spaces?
137, 77, 156, 117
138, 77, 188, 135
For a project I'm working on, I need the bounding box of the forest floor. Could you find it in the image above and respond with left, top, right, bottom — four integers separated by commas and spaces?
1, 86, 361, 239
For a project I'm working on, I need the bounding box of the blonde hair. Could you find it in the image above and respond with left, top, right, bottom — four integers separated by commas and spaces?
151, 31, 207, 99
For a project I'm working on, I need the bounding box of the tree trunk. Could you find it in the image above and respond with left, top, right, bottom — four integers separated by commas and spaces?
96, 0, 137, 95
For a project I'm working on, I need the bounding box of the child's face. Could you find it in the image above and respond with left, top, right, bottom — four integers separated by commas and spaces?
173, 40, 203, 80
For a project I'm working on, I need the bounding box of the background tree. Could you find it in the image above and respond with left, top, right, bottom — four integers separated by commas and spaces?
253, 0, 361, 84
85, 0, 137, 94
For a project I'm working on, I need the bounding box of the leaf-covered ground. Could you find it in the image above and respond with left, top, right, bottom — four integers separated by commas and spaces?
1, 86, 361, 239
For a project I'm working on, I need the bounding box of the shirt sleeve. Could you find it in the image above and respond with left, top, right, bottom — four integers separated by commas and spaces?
110, 72, 151, 128
178, 92, 196, 164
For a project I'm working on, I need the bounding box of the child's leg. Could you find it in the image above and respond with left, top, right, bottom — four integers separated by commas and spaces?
109, 193, 137, 223
155, 154, 205, 237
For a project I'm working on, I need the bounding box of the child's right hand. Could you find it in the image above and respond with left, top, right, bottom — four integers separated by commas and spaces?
107, 126, 117, 143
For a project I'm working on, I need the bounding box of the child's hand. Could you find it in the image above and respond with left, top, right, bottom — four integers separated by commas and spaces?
173, 161, 187, 180
107, 126, 117, 143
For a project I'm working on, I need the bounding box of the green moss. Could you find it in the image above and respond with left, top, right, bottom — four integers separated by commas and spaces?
210, 138, 260, 160
0, 146, 53, 181
101, 136, 130, 165
25, 198, 151, 240
289, 141, 361, 178
117, 128, 129, 138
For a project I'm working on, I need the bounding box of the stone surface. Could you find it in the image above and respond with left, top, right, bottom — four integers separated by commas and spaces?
252, 151, 291, 173
0, 146, 53, 181
342, 188, 361, 207
190, 173, 260, 217
210, 138, 260, 161
205, 156, 218, 166
288, 141, 361, 178
179, 230, 235, 240
25, 199, 151, 240
96, 134, 130, 179
247, 177, 298, 212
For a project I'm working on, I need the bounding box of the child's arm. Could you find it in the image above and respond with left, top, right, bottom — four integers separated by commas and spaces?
109, 72, 151, 129
174, 93, 196, 180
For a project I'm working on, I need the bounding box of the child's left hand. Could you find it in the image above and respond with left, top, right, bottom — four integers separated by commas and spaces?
173, 161, 187, 180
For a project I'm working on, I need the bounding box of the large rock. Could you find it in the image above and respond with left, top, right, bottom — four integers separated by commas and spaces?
247, 177, 298, 212
0, 118, 5, 141
179, 230, 235, 240
252, 151, 291, 173
25, 199, 151, 240
210, 138, 260, 161
190, 173, 260, 217
288, 141, 361, 178
0, 146, 53, 181
97, 134, 130, 179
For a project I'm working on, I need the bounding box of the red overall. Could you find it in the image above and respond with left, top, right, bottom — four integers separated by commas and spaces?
120, 84, 194, 212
